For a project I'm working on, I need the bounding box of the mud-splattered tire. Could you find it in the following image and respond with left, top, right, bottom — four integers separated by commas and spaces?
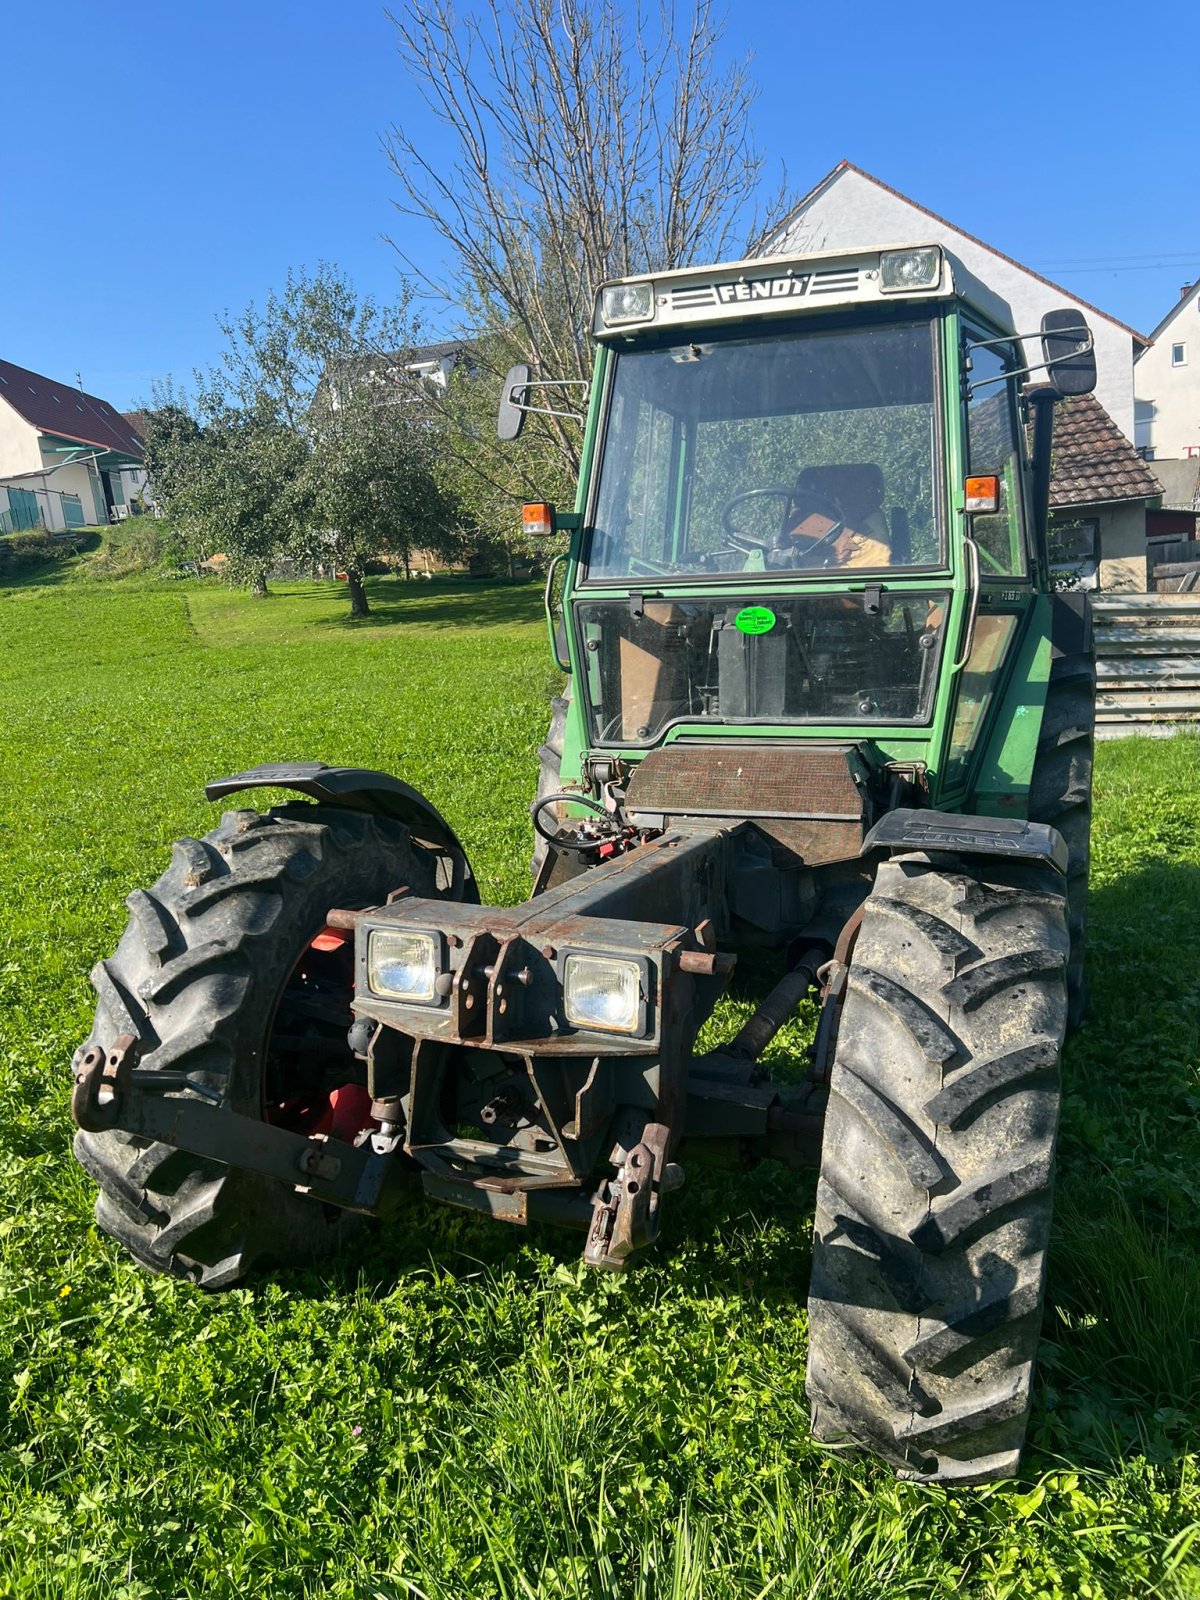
72, 805, 442, 1287
806, 851, 1069, 1481
1028, 603, 1094, 1032
530, 692, 569, 883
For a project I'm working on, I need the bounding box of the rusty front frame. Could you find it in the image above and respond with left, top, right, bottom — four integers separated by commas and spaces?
71, 819, 836, 1269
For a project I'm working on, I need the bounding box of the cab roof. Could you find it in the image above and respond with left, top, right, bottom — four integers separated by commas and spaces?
593, 243, 1014, 340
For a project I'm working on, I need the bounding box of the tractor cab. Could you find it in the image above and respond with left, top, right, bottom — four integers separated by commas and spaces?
506, 244, 1095, 852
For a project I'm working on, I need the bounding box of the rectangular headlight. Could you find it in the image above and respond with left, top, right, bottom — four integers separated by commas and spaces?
601, 282, 654, 326
879, 247, 942, 293
367, 929, 440, 1003
563, 954, 642, 1034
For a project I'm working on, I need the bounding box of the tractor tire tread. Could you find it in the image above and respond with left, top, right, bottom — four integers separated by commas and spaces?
74, 805, 438, 1285
1027, 621, 1094, 1031
806, 853, 1068, 1481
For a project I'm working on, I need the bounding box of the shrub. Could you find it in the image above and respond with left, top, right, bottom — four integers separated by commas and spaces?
0, 528, 100, 576
82, 518, 189, 580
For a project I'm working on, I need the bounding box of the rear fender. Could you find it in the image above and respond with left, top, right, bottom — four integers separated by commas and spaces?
205, 761, 478, 902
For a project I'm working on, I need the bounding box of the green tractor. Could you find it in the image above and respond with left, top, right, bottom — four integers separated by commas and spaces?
71, 242, 1097, 1482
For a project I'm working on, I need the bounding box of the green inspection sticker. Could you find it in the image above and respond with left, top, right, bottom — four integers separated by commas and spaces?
734, 605, 776, 635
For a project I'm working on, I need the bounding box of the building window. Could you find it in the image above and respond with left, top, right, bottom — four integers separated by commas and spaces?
1173, 343, 1187, 366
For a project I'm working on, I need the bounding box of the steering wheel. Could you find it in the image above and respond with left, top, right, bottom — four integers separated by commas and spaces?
720, 487, 793, 545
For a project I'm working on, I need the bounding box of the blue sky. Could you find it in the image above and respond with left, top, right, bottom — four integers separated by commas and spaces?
2, 0, 1193, 410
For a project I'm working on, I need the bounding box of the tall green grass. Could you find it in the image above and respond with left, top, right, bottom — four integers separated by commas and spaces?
1, 572, 1199, 1597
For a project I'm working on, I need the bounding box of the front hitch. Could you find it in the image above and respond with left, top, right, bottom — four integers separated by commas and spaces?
584, 1121, 685, 1270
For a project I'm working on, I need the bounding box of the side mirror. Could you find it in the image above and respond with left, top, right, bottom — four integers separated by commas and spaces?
1041, 310, 1097, 397
497, 363, 531, 441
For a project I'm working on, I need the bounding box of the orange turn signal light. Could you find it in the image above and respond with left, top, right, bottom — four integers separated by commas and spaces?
964, 475, 1000, 514
522, 501, 556, 537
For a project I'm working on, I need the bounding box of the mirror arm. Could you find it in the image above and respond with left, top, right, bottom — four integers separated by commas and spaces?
965, 329, 1094, 398
507, 378, 591, 425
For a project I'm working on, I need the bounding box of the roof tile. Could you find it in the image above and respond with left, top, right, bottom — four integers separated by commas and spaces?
1044, 394, 1160, 507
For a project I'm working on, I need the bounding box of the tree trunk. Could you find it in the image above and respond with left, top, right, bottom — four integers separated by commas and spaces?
250, 571, 269, 597
346, 569, 370, 617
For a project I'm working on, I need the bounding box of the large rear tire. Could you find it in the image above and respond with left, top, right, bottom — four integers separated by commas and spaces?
72, 805, 443, 1287
806, 850, 1069, 1481
1027, 607, 1094, 1032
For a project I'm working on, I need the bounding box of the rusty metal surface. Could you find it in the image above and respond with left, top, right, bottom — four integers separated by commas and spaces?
71, 1035, 141, 1132
749, 817, 864, 867
353, 823, 739, 1055
71, 1042, 413, 1214
625, 743, 866, 821
584, 1122, 673, 1269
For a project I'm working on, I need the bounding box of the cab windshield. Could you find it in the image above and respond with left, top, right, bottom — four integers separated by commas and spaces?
585, 318, 941, 580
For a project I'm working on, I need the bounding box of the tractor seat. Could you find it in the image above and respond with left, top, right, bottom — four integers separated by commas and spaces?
793, 463, 887, 538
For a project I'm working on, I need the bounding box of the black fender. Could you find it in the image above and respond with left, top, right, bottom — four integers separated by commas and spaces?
204, 761, 479, 902
863, 807, 1068, 874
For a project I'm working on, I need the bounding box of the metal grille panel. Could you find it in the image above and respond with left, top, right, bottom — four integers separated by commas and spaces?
625, 744, 865, 822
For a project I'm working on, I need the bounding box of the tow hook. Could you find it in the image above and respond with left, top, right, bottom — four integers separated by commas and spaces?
584, 1122, 684, 1271
71, 1034, 141, 1132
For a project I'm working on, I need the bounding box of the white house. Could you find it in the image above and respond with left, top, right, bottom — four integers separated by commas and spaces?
756, 161, 1148, 442
0, 360, 147, 534
330, 340, 475, 411
1134, 280, 1200, 461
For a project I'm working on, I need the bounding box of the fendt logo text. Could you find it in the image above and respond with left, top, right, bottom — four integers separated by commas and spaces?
715, 276, 812, 305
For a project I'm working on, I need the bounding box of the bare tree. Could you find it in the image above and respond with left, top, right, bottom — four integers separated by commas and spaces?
385, 0, 787, 491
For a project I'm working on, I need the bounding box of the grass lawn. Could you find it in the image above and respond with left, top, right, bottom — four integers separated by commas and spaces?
1, 569, 1199, 1598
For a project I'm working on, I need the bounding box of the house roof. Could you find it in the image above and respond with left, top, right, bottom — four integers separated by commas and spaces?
1044, 394, 1161, 508
121, 409, 149, 442
0, 359, 145, 459
1142, 278, 1200, 345
406, 339, 471, 365
762, 161, 1151, 349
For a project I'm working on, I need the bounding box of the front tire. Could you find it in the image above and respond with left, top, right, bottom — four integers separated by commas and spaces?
806, 850, 1069, 1481
73, 804, 443, 1286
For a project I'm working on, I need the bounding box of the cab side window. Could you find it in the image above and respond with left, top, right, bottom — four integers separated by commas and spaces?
965, 337, 1026, 577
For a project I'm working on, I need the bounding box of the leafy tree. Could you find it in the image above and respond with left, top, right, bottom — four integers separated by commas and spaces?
139, 400, 203, 510
290, 367, 455, 614
146, 267, 462, 614
188, 405, 306, 595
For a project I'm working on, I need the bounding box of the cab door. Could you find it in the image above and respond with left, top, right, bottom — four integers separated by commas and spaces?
939, 329, 1033, 798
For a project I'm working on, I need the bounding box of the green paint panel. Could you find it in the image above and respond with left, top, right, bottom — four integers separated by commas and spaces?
971, 596, 1052, 818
